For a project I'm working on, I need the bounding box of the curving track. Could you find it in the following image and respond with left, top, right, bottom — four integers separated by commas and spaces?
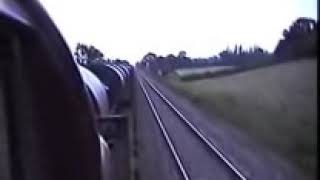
137, 72, 247, 180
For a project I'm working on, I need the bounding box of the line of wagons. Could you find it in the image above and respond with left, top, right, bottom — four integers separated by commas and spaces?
78, 61, 134, 116
0, 1, 134, 180
78, 61, 134, 179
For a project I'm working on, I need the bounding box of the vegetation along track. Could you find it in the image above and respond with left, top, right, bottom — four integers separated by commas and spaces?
137, 72, 247, 180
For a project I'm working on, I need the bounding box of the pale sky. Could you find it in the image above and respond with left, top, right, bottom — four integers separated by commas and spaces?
39, 0, 317, 63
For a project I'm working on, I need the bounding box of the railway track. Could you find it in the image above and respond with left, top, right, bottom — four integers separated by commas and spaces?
138, 73, 247, 180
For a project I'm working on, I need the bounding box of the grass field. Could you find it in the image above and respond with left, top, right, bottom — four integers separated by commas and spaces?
165, 59, 317, 179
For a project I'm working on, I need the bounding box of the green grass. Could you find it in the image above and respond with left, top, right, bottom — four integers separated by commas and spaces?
164, 59, 317, 179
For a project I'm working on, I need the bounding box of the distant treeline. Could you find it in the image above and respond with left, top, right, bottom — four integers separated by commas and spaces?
73, 17, 317, 75
137, 46, 273, 75
136, 17, 317, 76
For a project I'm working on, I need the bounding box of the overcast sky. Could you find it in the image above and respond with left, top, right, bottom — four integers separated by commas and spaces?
39, 0, 317, 63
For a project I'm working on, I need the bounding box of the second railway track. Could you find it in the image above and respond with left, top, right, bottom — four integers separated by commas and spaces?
138, 72, 247, 180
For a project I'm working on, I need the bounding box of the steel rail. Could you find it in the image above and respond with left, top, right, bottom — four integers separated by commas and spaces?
142, 75, 247, 180
138, 78, 191, 180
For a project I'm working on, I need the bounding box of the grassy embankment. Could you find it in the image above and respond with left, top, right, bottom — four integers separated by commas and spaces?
164, 59, 317, 179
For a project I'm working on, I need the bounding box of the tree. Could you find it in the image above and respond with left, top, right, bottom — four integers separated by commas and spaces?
143, 52, 157, 61
274, 17, 317, 59
74, 43, 88, 65
239, 45, 243, 54
253, 45, 264, 53
178, 50, 187, 58
234, 45, 238, 54
74, 43, 104, 65
166, 54, 176, 58
283, 29, 290, 39
88, 45, 104, 60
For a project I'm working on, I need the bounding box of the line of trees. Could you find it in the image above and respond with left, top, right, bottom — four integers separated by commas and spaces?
137, 17, 317, 76
73, 17, 317, 76
137, 45, 272, 75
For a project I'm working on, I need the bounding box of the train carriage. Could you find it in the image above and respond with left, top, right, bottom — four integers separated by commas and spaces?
86, 62, 126, 110
77, 65, 110, 118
